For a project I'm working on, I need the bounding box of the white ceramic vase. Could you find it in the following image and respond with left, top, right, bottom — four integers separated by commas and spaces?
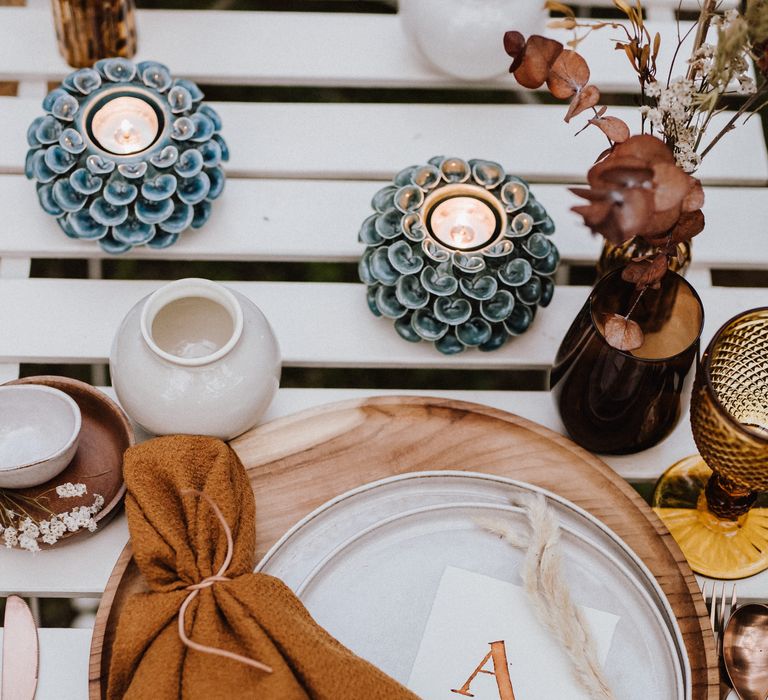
399, 0, 547, 81
110, 278, 281, 440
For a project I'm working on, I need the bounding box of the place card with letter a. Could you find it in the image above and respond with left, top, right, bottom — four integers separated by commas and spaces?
407, 566, 619, 700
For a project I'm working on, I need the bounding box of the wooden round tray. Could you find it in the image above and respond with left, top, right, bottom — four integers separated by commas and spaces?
89, 396, 717, 699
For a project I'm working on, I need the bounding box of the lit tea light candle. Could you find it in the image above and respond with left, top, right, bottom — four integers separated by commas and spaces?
90, 95, 159, 155
428, 195, 498, 250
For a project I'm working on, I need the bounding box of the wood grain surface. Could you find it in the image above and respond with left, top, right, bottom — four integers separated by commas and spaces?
89, 396, 717, 699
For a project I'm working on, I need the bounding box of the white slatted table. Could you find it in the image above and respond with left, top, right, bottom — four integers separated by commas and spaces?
0, 3, 765, 698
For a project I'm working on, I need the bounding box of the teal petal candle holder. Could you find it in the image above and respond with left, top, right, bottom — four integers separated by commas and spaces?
25, 58, 228, 254
358, 157, 559, 354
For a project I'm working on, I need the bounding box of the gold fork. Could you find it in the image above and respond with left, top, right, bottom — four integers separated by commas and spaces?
702, 581, 738, 690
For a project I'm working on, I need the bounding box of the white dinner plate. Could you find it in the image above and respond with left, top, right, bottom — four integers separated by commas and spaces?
256, 470, 691, 699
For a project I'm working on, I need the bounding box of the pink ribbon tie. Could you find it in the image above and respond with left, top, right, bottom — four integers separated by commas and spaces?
177, 489, 273, 675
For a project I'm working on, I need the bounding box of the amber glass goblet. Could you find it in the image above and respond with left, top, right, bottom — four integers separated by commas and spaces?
653, 308, 768, 579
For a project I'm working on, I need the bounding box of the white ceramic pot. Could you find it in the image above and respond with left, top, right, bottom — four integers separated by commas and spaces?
110, 278, 281, 440
399, 0, 547, 81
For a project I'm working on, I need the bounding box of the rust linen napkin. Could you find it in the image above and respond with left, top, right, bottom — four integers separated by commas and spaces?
107, 435, 420, 700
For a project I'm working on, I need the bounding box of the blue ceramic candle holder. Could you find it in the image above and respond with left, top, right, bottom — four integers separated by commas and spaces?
358, 157, 559, 354
25, 58, 229, 254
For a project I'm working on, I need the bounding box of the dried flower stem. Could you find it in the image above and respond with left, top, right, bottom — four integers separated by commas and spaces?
686, 0, 718, 81
700, 89, 765, 157
624, 286, 647, 321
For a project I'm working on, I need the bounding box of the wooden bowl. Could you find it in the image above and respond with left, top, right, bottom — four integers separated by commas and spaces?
4, 376, 134, 543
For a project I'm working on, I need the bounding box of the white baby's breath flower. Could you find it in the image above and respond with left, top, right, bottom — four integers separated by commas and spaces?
63, 514, 78, 532
737, 75, 757, 95
3, 527, 18, 548
90, 494, 105, 514
56, 482, 87, 498
645, 81, 661, 98
86, 519, 98, 533
18, 534, 39, 553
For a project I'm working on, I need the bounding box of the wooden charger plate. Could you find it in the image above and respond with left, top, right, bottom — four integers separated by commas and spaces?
5, 376, 133, 542
89, 396, 717, 699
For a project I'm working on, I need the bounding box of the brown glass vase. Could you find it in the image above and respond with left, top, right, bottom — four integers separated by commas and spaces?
550, 268, 704, 454
596, 237, 691, 279
52, 0, 137, 69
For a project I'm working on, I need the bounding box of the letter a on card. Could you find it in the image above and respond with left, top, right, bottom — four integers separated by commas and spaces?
451, 640, 516, 700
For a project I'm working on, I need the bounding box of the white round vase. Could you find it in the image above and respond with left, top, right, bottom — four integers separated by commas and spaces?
110, 278, 281, 440
399, 0, 547, 81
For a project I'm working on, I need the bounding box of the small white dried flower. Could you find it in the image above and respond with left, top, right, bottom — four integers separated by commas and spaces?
56, 482, 87, 498
3, 527, 18, 548
62, 514, 78, 532
645, 82, 661, 98
737, 75, 757, 95
0, 490, 106, 551
18, 534, 39, 553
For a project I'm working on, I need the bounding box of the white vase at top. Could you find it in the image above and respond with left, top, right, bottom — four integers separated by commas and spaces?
399, 0, 547, 81
110, 278, 281, 440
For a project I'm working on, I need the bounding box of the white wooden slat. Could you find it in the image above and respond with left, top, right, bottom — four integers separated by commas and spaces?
0, 9, 718, 92
0, 256, 32, 278
0, 364, 20, 382
0, 279, 765, 369
0, 628, 89, 700
1, 174, 767, 271
0, 516, 129, 598
2, 387, 767, 601
3, 98, 766, 185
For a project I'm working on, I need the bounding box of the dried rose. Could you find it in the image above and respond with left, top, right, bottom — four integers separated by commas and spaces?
570, 134, 704, 246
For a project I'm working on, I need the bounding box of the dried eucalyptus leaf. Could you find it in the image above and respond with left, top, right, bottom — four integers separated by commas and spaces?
588, 115, 630, 143
603, 313, 644, 351
565, 85, 601, 122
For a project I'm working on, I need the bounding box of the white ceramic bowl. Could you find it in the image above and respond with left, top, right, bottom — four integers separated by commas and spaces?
0, 385, 82, 488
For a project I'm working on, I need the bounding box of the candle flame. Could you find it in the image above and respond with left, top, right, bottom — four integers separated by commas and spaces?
449, 225, 476, 246
115, 118, 138, 145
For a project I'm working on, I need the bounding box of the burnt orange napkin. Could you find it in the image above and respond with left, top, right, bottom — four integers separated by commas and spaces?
107, 435, 420, 700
